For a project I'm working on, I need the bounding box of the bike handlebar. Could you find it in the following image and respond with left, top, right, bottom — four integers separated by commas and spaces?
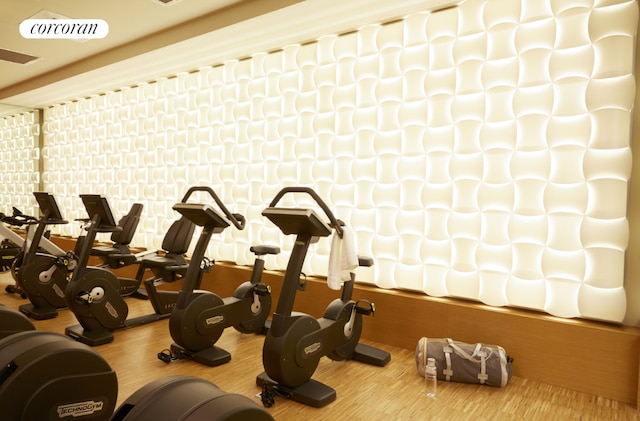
0, 208, 38, 226
268, 186, 343, 237
180, 186, 246, 230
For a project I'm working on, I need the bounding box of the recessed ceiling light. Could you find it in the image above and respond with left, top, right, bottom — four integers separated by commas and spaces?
152, 0, 185, 6
28, 9, 70, 20
0, 48, 41, 65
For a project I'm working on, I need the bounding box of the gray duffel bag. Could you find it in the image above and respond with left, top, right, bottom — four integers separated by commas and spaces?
416, 337, 513, 387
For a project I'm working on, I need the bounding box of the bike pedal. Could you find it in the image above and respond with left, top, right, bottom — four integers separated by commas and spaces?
199, 257, 214, 273
355, 300, 375, 316
157, 350, 173, 363
253, 283, 271, 296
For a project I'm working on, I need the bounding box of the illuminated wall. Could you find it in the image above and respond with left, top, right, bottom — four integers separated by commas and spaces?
3, 0, 638, 323
0, 110, 40, 215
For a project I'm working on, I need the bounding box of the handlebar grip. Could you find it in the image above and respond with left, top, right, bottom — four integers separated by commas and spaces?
232, 213, 246, 230
1, 213, 38, 226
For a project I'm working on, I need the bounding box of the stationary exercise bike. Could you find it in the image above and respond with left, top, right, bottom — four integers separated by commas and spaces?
64, 194, 168, 345
163, 190, 278, 366
15, 192, 81, 319
2, 205, 65, 297
256, 187, 390, 408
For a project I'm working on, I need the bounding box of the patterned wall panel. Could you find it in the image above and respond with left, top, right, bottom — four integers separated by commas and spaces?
0, 110, 40, 216
35, 0, 638, 322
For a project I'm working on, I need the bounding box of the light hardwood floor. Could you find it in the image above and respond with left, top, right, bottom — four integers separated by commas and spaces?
0, 272, 638, 420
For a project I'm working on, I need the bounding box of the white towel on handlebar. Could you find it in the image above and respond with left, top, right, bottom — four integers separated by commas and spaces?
327, 225, 358, 290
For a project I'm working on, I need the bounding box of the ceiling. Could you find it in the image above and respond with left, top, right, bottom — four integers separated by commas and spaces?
0, 0, 460, 115
0, 0, 299, 114
1, 0, 246, 90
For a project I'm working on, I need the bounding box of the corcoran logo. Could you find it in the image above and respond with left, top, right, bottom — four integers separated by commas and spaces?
57, 400, 104, 418
19, 19, 109, 39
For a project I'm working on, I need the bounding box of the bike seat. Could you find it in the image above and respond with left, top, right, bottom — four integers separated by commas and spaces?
135, 216, 194, 282
250, 245, 280, 256
92, 203, 144, 265
358, 256, 373, 267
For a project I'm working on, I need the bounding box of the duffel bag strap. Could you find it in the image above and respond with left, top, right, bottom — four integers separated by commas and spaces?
477, 350, 488, 384
421, 338, 427, 373
443, 345, 454, 381
446, 338, 493, 384
472, 343, 482, 357
446, 338, 494, 363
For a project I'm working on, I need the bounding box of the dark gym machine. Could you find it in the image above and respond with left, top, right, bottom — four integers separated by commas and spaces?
0, 330, 118, 420
15, 192, 80, 319
256, 186, 390, 408
163, 193, 277, 366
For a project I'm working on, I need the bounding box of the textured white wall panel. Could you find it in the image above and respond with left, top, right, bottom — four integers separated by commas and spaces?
0, 111, 40, 215
8, 0, 630, 322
